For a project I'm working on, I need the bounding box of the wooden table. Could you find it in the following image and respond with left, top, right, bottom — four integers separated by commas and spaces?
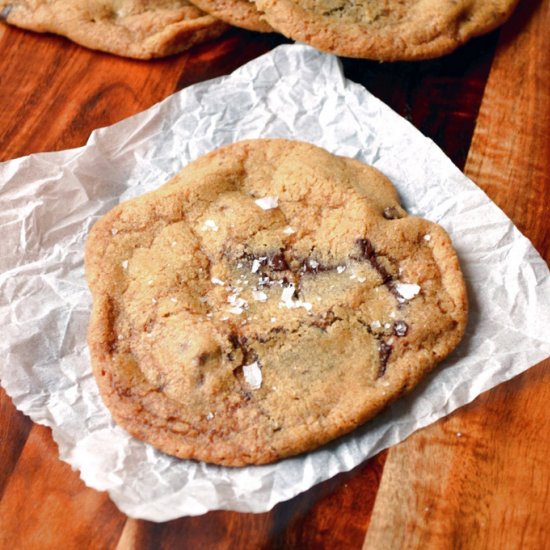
1, 1, 549, 548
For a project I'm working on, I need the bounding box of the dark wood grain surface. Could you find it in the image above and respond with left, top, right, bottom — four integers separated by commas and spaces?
0, 0, 549, 547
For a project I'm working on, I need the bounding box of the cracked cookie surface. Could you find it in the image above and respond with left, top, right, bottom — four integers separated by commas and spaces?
187, 0, 273, 32
253, 0, 519, 60
85, 139, 467, 466
0, 0, 228, 59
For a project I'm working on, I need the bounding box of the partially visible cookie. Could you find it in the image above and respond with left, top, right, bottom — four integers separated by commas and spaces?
253, 0, 519, 60
188, 0, 273, 32
85, 139, 467, 466
0, 0, 229, 59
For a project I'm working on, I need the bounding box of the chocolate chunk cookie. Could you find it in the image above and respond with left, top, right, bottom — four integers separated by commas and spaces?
0, 0, 228, 59
253, 0, 519, 60
85, 139, 467, 466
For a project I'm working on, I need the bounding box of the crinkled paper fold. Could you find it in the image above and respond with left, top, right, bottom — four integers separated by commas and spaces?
1, 45, 549, 521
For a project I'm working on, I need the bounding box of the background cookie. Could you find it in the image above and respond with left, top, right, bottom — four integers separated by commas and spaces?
188, 0, 273, 32
253, 0, 519, 60
85, 139, 467, 466
0, 0, 228, 59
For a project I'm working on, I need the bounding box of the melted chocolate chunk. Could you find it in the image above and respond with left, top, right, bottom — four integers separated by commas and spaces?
268, 252, 289, 271
228, 332, 257, 366
312, 310, 341, 331
356, 238, 393, 284
300, 258, 331, 275
393, 320, 409, 337
356, 238, 405, 304
377, 341, 392, 378
0, 5, 12, 20
383, 206, 403, 220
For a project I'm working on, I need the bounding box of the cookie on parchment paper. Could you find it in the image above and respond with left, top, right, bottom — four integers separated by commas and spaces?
0, 0, 228, 59
253, 0, 519, 60
85, 139, 467, 466
188, 0, 273, 32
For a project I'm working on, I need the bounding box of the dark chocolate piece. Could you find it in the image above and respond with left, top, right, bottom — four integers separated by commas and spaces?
356, 238, 404, 303
268, 252, 289, 271
393, 320, 409, 337
383, 206, 403, 220
0, 4, 12, 20
377, 341, 392, 378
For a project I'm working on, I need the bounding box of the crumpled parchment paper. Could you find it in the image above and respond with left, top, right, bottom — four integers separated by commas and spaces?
1, 45, 549, 522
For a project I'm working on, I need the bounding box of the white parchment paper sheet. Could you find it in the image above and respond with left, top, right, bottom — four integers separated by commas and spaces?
1, 45, 549, 521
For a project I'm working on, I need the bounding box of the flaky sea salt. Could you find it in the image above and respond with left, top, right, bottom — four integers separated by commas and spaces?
337, 266, 346, 273
201, 219, 219, 232
211, 277, 225, 286
243, 361, 262, 389
121, 260, 128, 269
423, 234, 432, 241
282, 226, 295, 235
395, 282, 421, 300
251, 259, 261, 273
252, 290, 268, 302
255, 196, 278, 210
371, 320, 381, 329
281, 285, 295, 303
279, 284, 312, 311
229, 296, 246, 307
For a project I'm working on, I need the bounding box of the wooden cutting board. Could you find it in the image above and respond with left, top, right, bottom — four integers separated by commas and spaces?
0, 0, 548, 547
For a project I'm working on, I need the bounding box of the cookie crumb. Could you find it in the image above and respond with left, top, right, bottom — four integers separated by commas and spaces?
255, 196, 278, 210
